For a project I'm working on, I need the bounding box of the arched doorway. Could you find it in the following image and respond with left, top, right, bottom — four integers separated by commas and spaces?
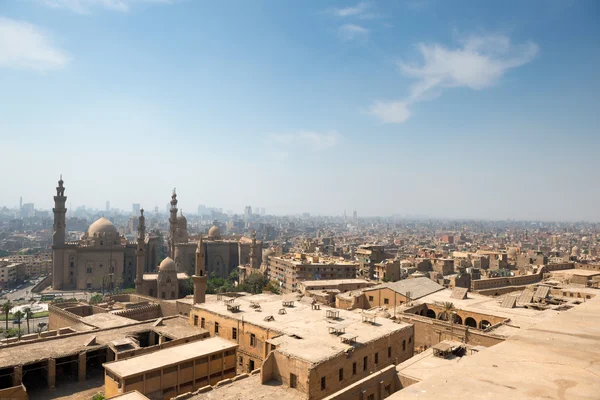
479, 320, 491, 330
453, 314, 463, 325
419, 309, 424, 316
465, 317, 477, 328
426, 309, 436, 319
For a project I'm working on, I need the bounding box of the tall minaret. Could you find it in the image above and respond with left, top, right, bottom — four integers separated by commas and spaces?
192, 236, 207, 304
250, 230, 258, 269
169, 189, 178, 259
135, 208, 146, 293
52, 175, 67, 290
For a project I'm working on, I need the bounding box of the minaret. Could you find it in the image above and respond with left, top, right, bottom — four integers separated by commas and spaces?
135, 208, 146, 293
52, 175, 67, 290
250, 230, 258, 269
169, 189, 178, 259
192, 236, 207, 304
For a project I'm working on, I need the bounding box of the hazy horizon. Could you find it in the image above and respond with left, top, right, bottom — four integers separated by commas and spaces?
1, 1, 599, 221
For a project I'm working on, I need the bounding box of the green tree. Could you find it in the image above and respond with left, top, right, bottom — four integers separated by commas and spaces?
89, 294, 104, 305
23, 307, 33, 334
13, 311, 24, 339
1, 301, 12, 332
263, 280, 280, 294
37, 322, 47, 333
440, 302, 456, 322
240, 274, 269, 294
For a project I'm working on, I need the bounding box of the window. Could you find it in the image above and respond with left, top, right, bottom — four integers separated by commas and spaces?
384, 298, 389, 305
368, 296, 374, 301
193, 316, 198, 326
239, 356, 244, 366
339, 368, 344, 381
352, 362, 357, 375
367, 395, 374, 400
215, 322, 219, 334
201, 318, 205, 328
363, 356, 368, 371
232, 327, 237, 340
170, 291, 175, 298
388, 346, 392, 358
409, 337, 412, 344
250, 333, 256, 347
290, 373, 297, 388
402, 340, 406, 351
374, 352, 378, 364
161, 292, 166, 299
321, 376, 326, 391
385, 385, 391, 395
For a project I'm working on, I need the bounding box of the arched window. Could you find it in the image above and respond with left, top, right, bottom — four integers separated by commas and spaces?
166, 276, 172, 283
171, 291, 175, 298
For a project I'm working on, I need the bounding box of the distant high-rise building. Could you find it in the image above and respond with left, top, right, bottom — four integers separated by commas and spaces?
353, 210, 358, 222
19, 196, 22, 210
132, 203, 141, 216
106, 201, 110, 212
261, 207, 265, 216
244, 205, 252, 224
20, 203, 34, 218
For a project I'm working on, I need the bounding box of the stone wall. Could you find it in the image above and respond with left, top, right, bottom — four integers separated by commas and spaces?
111, 303, 161, 321
322, 364, 401, 400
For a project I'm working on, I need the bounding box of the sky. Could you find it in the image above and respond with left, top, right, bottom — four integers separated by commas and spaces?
0, 0, 599, 220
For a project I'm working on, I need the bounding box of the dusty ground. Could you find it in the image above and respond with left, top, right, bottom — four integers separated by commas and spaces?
28, 375, 104, 400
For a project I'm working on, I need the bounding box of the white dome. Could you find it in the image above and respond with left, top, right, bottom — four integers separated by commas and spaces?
159, 257, 176, 272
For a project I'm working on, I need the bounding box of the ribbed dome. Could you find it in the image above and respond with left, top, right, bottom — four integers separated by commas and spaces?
208, 224, 221, 239
88, 217, 117, 236
159, 257, 176, 272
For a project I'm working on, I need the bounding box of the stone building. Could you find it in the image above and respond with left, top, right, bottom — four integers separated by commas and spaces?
189, 293, 414, 399
51, 177, 158, 291
168, 191, 262, 279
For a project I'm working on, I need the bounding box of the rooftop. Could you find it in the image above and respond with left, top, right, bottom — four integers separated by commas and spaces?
0, 316, 205, 369
364, 277, 445, 300
194, 293, 411, 364
104, 336, 236, 378
394, 293, 600, 399
189, 373, 304, 400
299, 278, 375, 288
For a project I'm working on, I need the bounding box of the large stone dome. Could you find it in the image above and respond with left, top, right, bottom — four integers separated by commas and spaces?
208, 224, 221, 239
159, 257, 176, 272
88, 217, 118, 236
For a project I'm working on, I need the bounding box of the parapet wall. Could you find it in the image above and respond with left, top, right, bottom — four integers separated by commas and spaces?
322, 364, 401, 400
111, 303, 161, 321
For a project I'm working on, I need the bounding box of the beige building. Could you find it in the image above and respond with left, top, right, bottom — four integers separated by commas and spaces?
0, 261, 22, 287
268, 253, 358, 293
103, 337, 237, 399
51, 177, 158, 291
189, 293, 414, 399
1, 254, 51, 279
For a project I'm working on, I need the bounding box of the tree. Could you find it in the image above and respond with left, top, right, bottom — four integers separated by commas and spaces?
263, 280, 280, 294
240, 274, 269, 294
36, 322, 47, 334
89, 294, 104, 305
1, 301, 12, 332
92, 393, 106, 400
440, 302, 456, 322
13, 311, 24, 339
23, 307, 33, 334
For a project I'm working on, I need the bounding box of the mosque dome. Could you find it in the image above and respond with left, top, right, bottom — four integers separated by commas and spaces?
571, 246, 580, 256
177, 212, 187, 226
159, 257, 176, 272
582, 236, 589, 242
88, 217, 118, 236
551, 247, 559, 253
507, 247, 518, 258
208, 224, 221, 239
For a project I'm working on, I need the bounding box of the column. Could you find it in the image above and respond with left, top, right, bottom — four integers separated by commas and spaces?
13, 365, 22, 386
78, 352, 87, 382
47, 358, 56, 389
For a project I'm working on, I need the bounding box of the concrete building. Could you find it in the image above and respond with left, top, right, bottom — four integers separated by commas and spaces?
356, 245, 386, 280
268, 253, 358, 293
0, 262, 22, 288
189, 293, 414, 399
103, 337, 237, 399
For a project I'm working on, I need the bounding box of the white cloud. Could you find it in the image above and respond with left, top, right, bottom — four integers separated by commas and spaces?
40, 0, 173, 13
369, 34, 539, 123
0, 17, 69, 71
338, 24, 369, 41
368, 101, 411, 124
330, 2, 370, 17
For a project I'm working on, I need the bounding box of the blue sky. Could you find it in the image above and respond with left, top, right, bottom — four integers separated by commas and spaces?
0, 0, 599, 220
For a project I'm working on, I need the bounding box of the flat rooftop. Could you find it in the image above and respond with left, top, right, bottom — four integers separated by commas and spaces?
300, 279, 374, 287
194, 293, 411, 364
417, 288, 562, 334
104, 336, 236, 378
0, 316, 205, 369
364, 277, 445, 300
394, 293, 600, 400
549, 268, 600, 277
110, 391, 150, 400
189, 374, 304, 400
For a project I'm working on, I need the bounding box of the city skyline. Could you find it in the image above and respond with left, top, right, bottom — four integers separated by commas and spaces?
1, 1, 599, 220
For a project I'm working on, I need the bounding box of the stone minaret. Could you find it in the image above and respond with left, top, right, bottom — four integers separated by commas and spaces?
169, 189, 178, 259
250, 230, 258, 269
192, 236, 207, 304
52, 176, 67, 290
135, 208, 146, 293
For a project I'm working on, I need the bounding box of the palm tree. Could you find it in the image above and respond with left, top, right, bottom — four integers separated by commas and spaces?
13, 310, 24, 339
1, 301, 12, 332
36, 322, 47, 334
441, 301, 456, 322
23, 307, 33, 334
